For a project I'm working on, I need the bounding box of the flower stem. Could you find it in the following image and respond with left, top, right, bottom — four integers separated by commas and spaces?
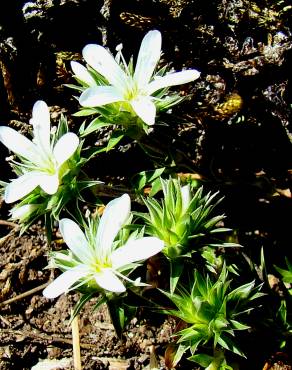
206, 348, 225, 370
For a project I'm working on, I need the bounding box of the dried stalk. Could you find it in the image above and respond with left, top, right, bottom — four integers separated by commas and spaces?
71, 311, 82, 370
0, 282, 49, 307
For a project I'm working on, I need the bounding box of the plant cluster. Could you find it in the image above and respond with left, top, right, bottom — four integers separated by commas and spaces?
0, 29, 290, 369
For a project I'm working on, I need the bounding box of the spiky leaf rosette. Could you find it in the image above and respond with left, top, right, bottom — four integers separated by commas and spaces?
136, 177, 238, 292
161, 265, 264, 368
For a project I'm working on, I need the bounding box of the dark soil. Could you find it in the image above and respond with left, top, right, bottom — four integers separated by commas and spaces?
0, 223, 177, 370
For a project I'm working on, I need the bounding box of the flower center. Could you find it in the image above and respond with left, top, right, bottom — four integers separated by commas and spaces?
123, 79, 140, 101
91, 258, 112, 273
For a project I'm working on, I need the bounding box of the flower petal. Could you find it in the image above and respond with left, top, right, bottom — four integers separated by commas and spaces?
181, 184, 191, 213
94, 269, 126, 293
70, 61, 96, 86
134, 30, 162, 88
9, 204, 39, 221
30, 100, 51, 157
112, 237, 164, 269
59, 218, 92, 264
146, 70, 201, 95
53, 132, 79, 167
38, 173, 59, 195
79, 86, 124, 107
4, 172, 43, 203
82, 44, 128, 92
95, 194, 131, 257
131, 96, 156, 125
0, 126, 39, 163
43, 267, 88, 299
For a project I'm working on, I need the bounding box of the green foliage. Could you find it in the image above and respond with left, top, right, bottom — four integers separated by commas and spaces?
161, 265, 264, 368
274, 257, 292, 287
136, 176, 238, 292
138, 177, 232, 259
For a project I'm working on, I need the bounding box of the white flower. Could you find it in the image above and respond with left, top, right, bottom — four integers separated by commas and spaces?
0, 100, 79, 203
71, 30, 200, 126
43, 194, 164, 298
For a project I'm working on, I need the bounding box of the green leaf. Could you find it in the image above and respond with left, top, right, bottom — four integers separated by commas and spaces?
79, 117, 113, 137
277, 299, 287, 323
217, 335, 246, 357
210, 228, 233, 233
170, 260, 184, 294
69, 292, 95, 324
204, 215, 226, 230
144, 197, 163, 227
73, 108, 99, 117
173, 343, 189, 366
132, 168, 165, 192
64, 83, 85, 92
44, 213, 54, 244
229, 319, 250, 331
106, 131, 124, 151
285, 257, 292, 271
274, 264, 292, 283
93, 294, 107, 311
188, 353, 213, 367
193, 270, 207, 298
150, 177, 163, 196
227, 281, 255, 302
106, 298, 137, 338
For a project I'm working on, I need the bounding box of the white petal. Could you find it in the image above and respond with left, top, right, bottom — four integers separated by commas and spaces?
4, 172, 43, 203
134, 30, 162, 88
43, 267, 88, 299
53, 132, 79, 167
131, 96, 156, 125
10, 204, 39, 221
94, 269, 126, 292
82, 44, 128, 92
146, 70, 201, 95
59, 218, 92, 264
30, 100, 51, 156
70, 61, 96, 86
79, 86, 124, 107
95, 194, 131, 257
181, 184, 191, 213
112, 237, 164, 269
0, 126, 39, 163
38, 173, 59, 195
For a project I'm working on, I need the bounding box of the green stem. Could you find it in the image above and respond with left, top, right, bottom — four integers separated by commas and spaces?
206, 348, 225, 370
